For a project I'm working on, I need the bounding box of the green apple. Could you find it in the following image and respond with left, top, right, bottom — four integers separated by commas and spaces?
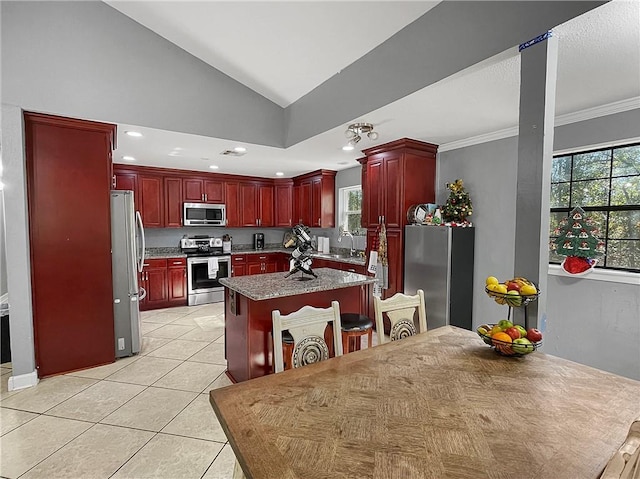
515, 325, 528, 338
497, 319, 513, 330
512, 337, 534, 354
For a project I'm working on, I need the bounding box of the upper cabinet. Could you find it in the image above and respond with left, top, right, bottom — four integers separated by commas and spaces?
293, 170, 336, 228
183, 177, 224, 203
274, 180, 293, 228
359, 139, 438, 230
111, 165, 335, 229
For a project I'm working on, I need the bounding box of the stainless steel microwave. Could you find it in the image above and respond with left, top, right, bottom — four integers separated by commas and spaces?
183, 203, 226, 226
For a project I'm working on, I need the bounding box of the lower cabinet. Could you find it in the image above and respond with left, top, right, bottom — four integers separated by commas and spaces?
247, 253, 279, 275
140, 258, 187, 311
231, 254, 247, 277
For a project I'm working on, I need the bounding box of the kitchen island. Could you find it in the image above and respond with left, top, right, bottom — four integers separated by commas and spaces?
220, 268, 376, 383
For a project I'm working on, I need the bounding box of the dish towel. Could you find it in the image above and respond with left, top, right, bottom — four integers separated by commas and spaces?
207, 257, 219, 279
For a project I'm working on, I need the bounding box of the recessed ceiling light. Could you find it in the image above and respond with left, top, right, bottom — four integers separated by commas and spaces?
168, 151, 181, 157
122, 155, 136, 161
209, 165, 219, 170
0, 181, 4, 191
275, 172, 284, 176
125, 131, 143, 138
337, 161, 349, 165
233, 146, 247, 153
342, 145, 354, 151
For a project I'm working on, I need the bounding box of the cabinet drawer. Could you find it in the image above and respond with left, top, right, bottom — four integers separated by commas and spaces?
167, 258, 186, 267
232, 254, 247, 263
144, 258, 167, 268
247, 254, 269, 264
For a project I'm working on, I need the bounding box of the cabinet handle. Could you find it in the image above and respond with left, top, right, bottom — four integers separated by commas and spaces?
172, 261, 182, 265
318, 218, 321, 226
204, 193, 208, 201
112, 175, 116, 189
259, 256, 266, 259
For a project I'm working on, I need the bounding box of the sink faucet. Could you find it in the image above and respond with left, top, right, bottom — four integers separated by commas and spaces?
338, 229, 356, 256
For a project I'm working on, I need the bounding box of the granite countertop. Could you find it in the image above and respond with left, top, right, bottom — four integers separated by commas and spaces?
145, 247, 366, 267
219, 268, 376, 301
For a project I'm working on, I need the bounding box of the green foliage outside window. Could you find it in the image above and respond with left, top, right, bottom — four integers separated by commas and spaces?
549, 143, 640, 272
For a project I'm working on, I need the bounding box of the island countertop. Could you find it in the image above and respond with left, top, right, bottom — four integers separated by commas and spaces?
219, 268, 375, 301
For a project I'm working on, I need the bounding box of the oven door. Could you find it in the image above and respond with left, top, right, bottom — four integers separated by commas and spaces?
187, 256, 231, 293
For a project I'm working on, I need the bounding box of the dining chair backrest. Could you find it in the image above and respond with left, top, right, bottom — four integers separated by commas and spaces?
374, 289, 427, 344
272, 301, 343, 373
600, 416, 640, 479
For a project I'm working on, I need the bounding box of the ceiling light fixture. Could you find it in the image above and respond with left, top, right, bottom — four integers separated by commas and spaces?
209, 165, 219, 170
233, 146, 247, 153
125, 131, 143, 137
343, 122, 378, 150
122, 155, 136, 161
275, 172, 284, 176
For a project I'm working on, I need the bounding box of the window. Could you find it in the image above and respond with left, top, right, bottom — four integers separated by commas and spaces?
339, 185, 363, 234
549, 142, 640, 272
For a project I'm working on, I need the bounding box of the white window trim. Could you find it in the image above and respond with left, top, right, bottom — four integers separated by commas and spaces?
339, 185, 362, 234
548, 264, 639, 285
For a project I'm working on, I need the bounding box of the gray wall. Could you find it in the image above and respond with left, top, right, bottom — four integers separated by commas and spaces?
437, 108, 640, 380
0, 192, 7, 298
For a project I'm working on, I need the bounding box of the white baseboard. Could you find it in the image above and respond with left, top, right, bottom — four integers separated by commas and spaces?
8, 370, 39, 391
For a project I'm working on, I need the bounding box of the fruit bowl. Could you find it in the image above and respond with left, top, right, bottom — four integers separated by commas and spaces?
477, 324, 542, 357
484, 286, 539, 307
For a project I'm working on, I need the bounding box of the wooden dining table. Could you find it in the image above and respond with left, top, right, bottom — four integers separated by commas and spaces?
209, 326, 640, 479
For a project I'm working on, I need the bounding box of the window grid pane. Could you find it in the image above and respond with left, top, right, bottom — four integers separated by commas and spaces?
550, 142, 640, 272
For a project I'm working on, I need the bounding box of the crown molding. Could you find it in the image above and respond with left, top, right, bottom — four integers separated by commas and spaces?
438, 96, 640, 153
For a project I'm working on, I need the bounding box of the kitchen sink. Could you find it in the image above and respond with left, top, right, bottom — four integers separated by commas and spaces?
315, 253, 346, 259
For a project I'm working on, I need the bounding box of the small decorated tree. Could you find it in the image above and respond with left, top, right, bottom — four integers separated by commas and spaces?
551, 206, 605, 274
442, 179, 473, 223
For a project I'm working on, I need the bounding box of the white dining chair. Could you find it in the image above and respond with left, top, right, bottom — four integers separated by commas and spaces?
600, 416, 640, 479
374, 289, 427, 344
272, 301, 343, 373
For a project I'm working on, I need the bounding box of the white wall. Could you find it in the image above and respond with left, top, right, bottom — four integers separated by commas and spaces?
437, 109, 640, 380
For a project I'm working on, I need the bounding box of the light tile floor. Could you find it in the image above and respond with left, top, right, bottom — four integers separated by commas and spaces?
0, 303, 237, 479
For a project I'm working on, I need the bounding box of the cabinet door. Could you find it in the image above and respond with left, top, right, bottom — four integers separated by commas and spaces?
247, 262, 264, 276
139, 175, 164, 227
167, 260, 187, 305
365, 159, 384, 227
114, 170, 137, 194
138, 271, 148, 311
383, 153, 402, 229
311, 178, 322, 227
164, 177, 183, 228
383, 228, 403, 299
360, 164, 368, 230
300, 181, 312, 226
225, 182, 240, 227
259, 185, 274, 227
145, 262, 168, 309
275, 183, 292, 227
183, 178, 204, 202
240, 183, 259, 227
292, 185, 301, 225
232, 255, 247, 277
204, 179, 225, 203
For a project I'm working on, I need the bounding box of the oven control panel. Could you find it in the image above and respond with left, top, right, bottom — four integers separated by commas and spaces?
180, 236, 223, 253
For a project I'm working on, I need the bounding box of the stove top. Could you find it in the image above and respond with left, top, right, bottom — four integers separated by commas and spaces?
185, 250, 228, 258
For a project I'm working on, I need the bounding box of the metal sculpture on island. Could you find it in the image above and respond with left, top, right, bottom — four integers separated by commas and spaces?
284, 224, 317, 280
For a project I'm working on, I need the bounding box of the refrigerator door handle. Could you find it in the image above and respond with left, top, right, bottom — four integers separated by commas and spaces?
138, 287, 147, 301
136, 210, 146, 273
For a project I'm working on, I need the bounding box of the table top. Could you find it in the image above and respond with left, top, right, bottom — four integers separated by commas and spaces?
209, 326, 640, 479
219, 268, 375, 301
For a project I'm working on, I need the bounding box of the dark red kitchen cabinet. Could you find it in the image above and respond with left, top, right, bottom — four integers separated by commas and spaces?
259, 185, 274, 227
300, 181, 312, 226
164, 176, 183, 227
232, 255, 247, 277
240, 182, 259, 227
292, 170, 336, 228
275, 181, 293, 227
292, 185, 301, 224
167, 258, 187, 305
139, 175, 164, 227
143, 259, 168, 309
25, 112, 116, 377
113, 170, 138, 195
183, 177, 225, 203
363, 158, 384, 228
225, 181, 240, 227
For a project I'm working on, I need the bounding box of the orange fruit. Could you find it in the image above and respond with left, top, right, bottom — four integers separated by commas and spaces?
491, 332, 512, 343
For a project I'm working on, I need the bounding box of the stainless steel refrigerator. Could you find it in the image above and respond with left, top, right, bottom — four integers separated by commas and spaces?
111, 190, 145, 357
404, 225, 474, 330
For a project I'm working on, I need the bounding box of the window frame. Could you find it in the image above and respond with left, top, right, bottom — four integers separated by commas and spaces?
338, 185, 363, 235
549, 142, 640, 273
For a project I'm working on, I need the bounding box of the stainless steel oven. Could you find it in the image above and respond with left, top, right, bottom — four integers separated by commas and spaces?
186, 255, 231, 305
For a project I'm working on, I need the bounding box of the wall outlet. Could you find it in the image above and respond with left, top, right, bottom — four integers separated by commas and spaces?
117, 337, 125, 351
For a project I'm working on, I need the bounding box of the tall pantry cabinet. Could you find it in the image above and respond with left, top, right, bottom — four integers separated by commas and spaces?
25, 112, 117, 377
358, 138, 438, 302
